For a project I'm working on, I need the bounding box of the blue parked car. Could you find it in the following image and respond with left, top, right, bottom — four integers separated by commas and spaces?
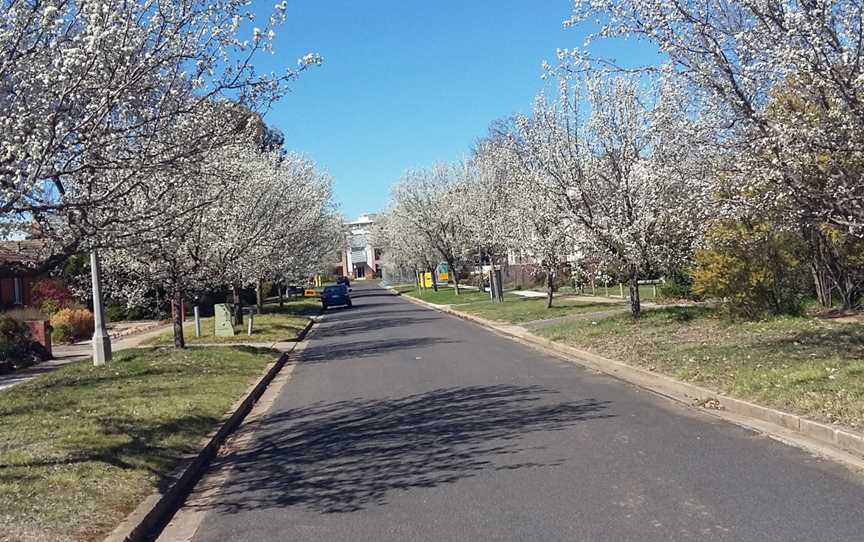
321, 284, 352, 310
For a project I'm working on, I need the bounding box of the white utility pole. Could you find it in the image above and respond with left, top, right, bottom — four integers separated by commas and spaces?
90, 250, 112, 365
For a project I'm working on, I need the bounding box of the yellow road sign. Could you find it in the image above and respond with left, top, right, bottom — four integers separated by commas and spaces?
304, 288, 318, 297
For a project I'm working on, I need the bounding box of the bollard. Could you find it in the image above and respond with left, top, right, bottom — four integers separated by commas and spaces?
247, 313, 254, 336
194, 306, 201, 338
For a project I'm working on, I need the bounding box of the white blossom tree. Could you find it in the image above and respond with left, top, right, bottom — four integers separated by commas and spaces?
509, 74, 709, 316
566, 0, 864, 307
463, 135, 522, 301
373, 212, 442, 289
1, 0, 321, 261
389, 165, 475, 295
103, 143, 339, 347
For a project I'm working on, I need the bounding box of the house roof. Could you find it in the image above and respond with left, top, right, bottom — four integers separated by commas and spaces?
0, 239, 49, 272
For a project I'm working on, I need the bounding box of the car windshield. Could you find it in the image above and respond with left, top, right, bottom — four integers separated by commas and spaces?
324, 286, 343, 294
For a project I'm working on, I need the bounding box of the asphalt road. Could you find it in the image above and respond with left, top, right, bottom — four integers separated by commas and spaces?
183, 283, 864, 542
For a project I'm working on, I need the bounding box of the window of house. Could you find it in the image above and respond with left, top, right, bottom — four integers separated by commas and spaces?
12, 277, 23, 305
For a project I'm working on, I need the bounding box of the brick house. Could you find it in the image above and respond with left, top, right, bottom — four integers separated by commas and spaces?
0, 240, 47, 308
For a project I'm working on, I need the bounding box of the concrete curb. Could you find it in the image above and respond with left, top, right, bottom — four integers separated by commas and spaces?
102, 318, 314, 542
394, 289, 864, 464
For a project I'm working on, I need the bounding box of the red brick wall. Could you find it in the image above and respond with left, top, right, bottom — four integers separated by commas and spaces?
25, 320, 52, 358
0, 275, 38, 307
23, 276, 35, 306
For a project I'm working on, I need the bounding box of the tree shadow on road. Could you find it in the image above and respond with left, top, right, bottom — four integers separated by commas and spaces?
320, 307, 427, 324
191, 385, 612, 515
297, 337, 458, 364
311, 315, 441, 339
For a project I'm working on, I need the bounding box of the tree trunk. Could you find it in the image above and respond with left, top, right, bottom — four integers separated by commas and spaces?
232, 285, 243, 326
255, 279, 264, 313
546, 266, 554, 309
809, 263, 830, 309
429, 267, 439, 292
628, 265, 642, 318
172, 290, 185, 349
453, 272, 461, 295
279, 283, 284, 309
807, 226, 861, 310
807, 228, 834, 309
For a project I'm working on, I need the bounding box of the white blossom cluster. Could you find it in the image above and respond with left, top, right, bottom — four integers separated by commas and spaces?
567, 0, 864, 233
0, 0, 320, 261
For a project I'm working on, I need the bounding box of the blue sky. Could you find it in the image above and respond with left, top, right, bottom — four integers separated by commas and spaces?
260, 1, 654, 219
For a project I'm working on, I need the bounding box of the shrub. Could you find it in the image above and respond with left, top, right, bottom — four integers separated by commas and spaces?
0, 316, 48, 372
50, 308, 95, 344
692, 221, 809, 318
105, 304, 127, 322
658, 270, 699, 301
3, 306, 48, 322
31, 279, 75, 315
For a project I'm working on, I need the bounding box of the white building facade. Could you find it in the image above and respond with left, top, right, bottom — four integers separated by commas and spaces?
337, 213, 383, 280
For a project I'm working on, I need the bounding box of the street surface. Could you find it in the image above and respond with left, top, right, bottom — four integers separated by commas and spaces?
174, 283, 864, 541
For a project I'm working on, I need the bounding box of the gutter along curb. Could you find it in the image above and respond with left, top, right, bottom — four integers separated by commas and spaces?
103, 318, 315, 542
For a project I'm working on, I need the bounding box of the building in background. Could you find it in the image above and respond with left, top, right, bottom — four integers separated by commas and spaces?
336, 213, 383, 280
0, 239, 47, 308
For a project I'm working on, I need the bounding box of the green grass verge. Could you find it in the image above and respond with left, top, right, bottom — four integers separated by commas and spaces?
458, 296, 627, 324
144, 300, 320, 345
395, 284, 497, 305
535, 306, 864, 430
0, 346, 276, 541
544, 283, 659, 301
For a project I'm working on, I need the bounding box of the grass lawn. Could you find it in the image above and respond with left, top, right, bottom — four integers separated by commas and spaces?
395, 284, 497, 305
144, 300, 320, 345
535, 306, 864, 430
458, 296, 627, 324
0, 346, 277, 542
551, 283, 659, 301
